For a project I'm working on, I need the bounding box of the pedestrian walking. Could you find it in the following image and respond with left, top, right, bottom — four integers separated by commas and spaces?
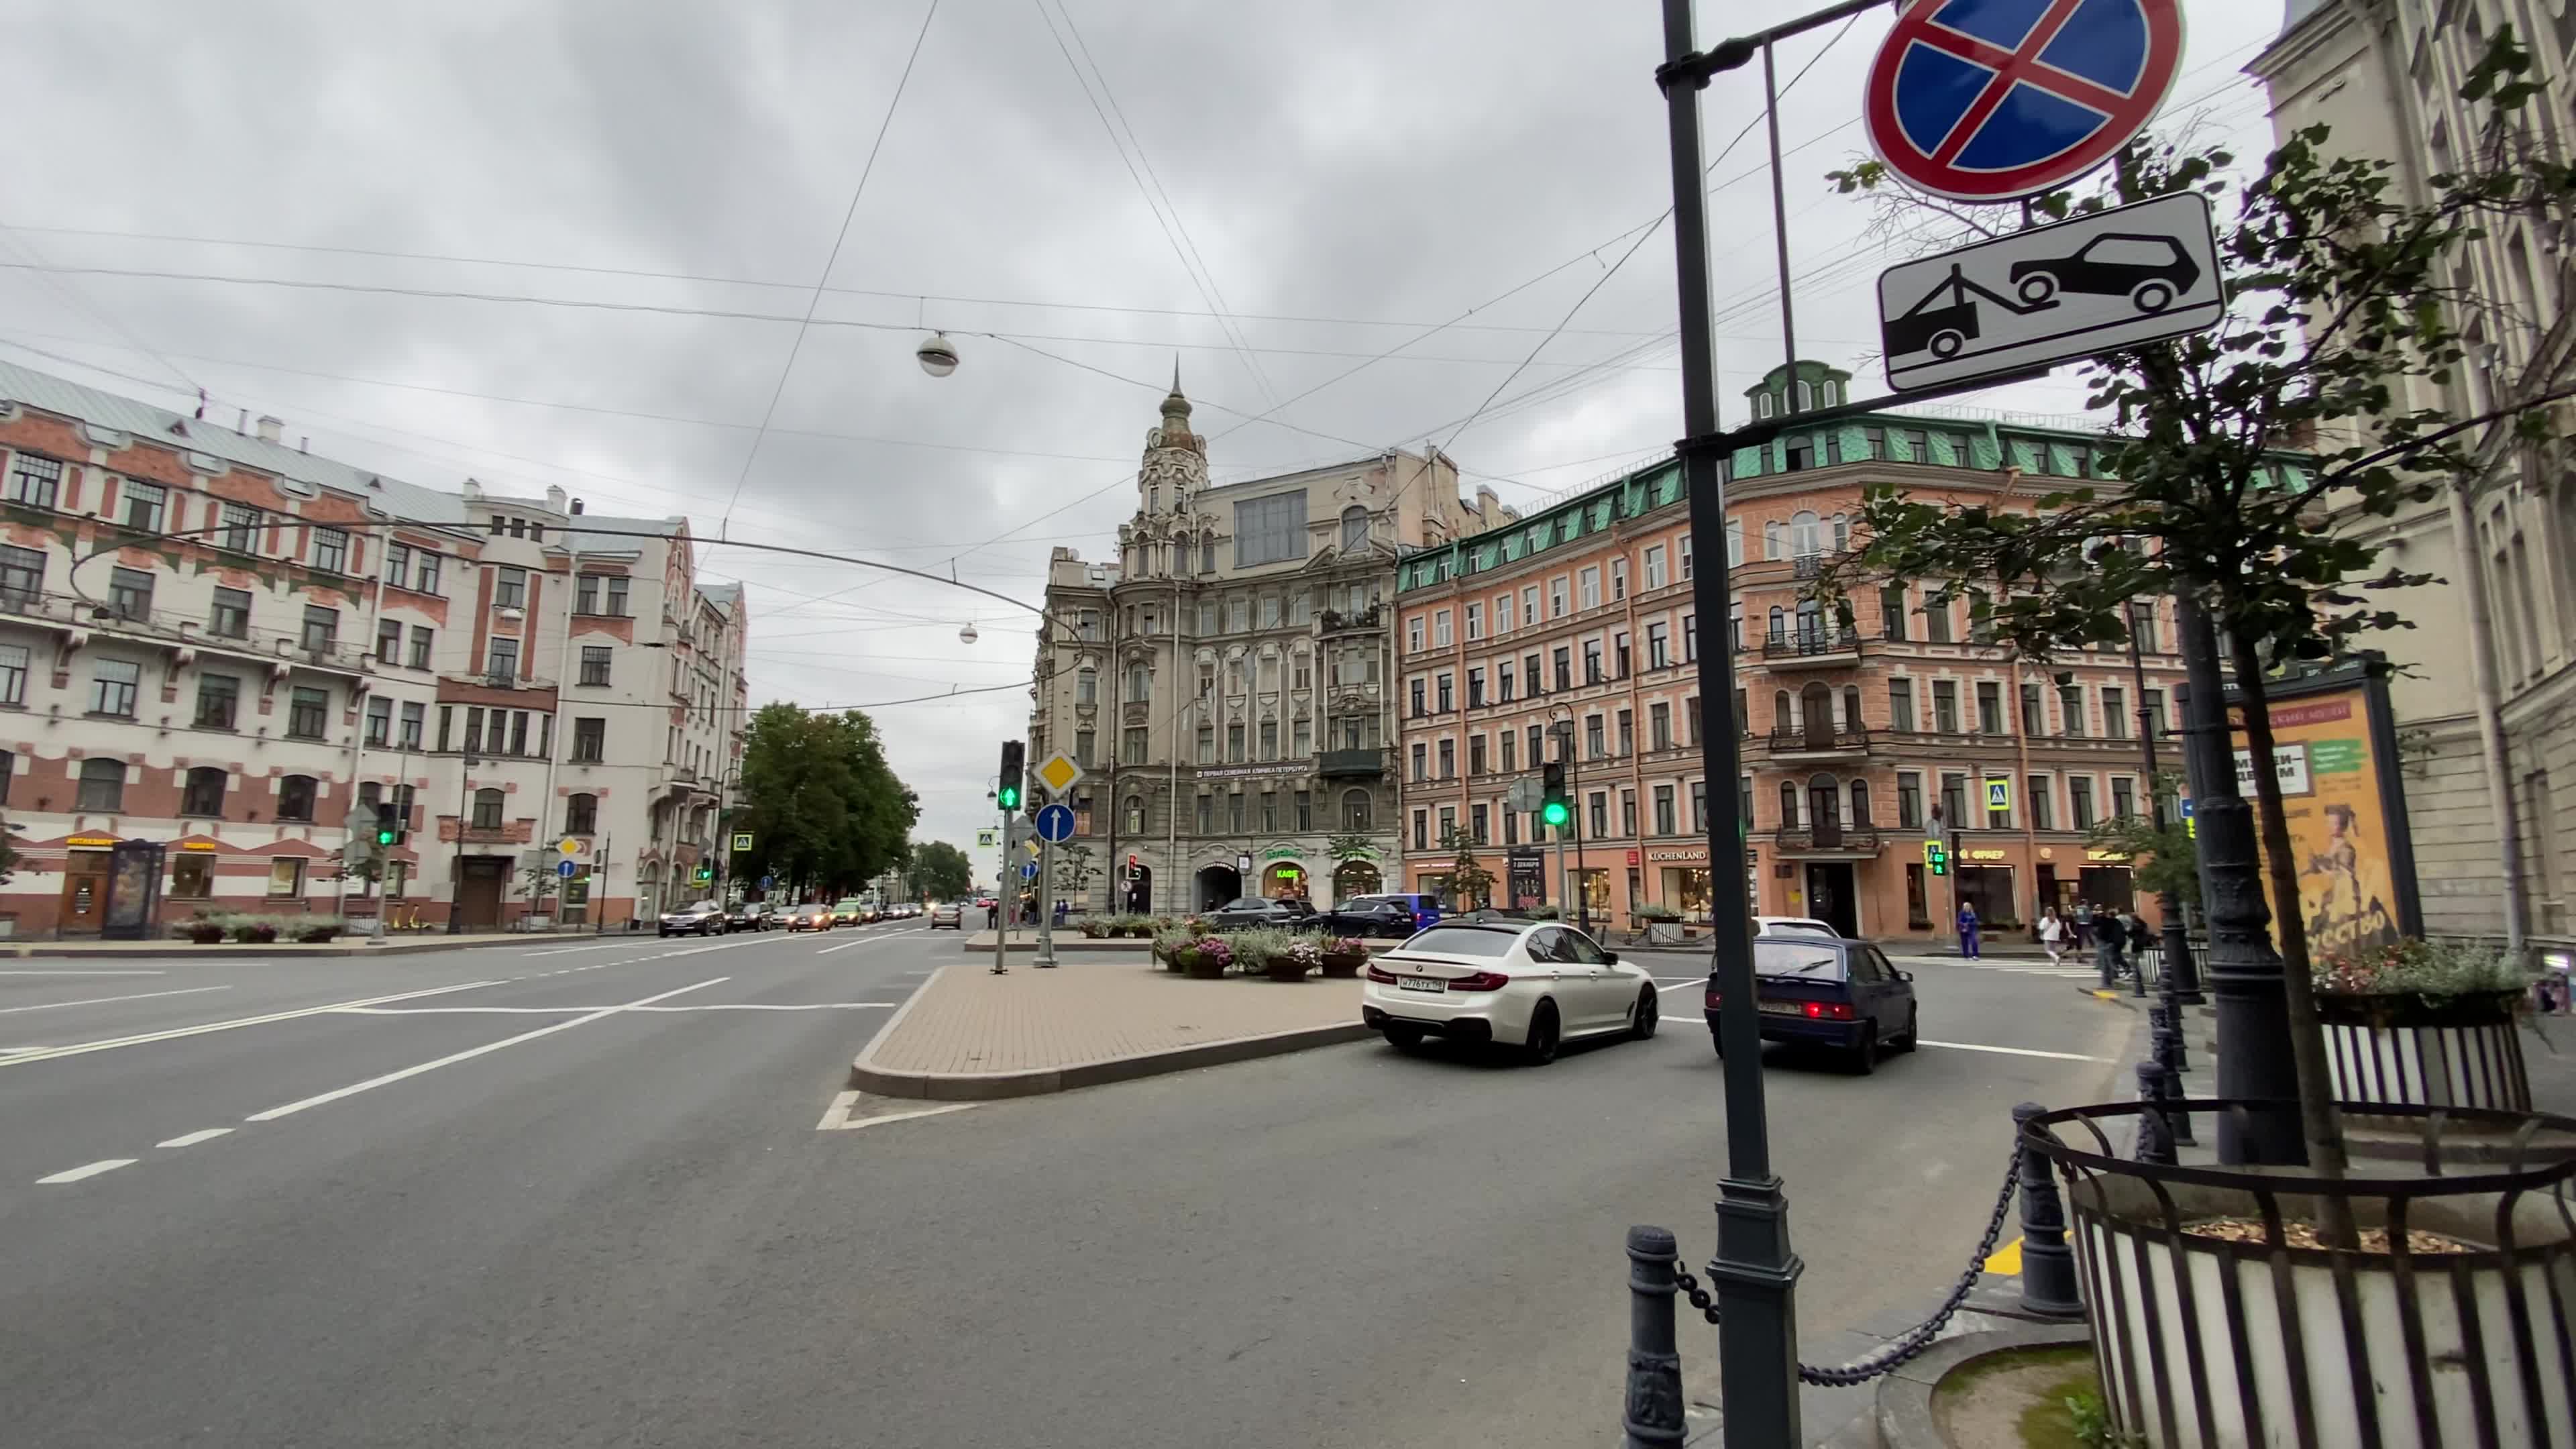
985, 900, 999, 931
2039, 906, 2066, 966
1957, 900, 1982, 959
2072, 900, 2094, 951
2125, 909, 2153, 979
2094, 904, 2127, 988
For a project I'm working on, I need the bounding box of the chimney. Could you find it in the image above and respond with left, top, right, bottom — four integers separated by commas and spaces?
299, 436, 310, 453
254, 415, 283, 444
545, 484, 568, 515
570, 498, 585, 515
460, 477, 484, 502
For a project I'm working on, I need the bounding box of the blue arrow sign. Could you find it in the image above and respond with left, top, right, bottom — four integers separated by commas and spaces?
1019, 860, 1040, 881
1034, 803, 1075, 844
760, 875, 775, 889
556, 860, 578, 879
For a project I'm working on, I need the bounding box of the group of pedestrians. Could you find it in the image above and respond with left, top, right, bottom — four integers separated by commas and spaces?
2035, 902, 2153, 981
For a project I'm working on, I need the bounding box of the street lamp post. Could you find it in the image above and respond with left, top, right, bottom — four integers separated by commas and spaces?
2127, 602, 2202, 1004
447, 751, 479, 935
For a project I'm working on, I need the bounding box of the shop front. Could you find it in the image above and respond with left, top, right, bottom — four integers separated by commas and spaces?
58, 835, 117, 935
1953, 847, 2019, 931
1645, 845, 1713, 924
1260, 856, 1309, 902
1330, 856, 1382, 902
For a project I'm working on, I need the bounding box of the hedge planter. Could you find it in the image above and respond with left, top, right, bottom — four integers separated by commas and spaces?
2028, 1099, 2576, 1449
1320, 952, 1366, 979
2317, 987, 2530, 1112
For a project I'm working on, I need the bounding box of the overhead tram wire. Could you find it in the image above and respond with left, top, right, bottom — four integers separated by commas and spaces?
716, 0, 942, 540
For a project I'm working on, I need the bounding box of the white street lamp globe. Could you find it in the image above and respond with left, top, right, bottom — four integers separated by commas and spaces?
916, 332, 960, 378
959, 621, 979, 645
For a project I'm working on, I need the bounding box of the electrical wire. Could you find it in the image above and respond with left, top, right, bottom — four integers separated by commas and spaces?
718, 0, 942, 539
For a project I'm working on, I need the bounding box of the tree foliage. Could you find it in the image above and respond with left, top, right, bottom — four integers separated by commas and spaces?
1048, 841, 1096, 902
1438, 826, 1494, 910
906, 840, 975, 903
733, 703, 918, 898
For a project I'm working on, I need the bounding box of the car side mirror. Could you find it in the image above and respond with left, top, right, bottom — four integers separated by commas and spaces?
1601, 951, 1619, 965
1898, 969, 1914, 982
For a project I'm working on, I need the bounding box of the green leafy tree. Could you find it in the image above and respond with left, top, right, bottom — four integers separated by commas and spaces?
734, 704, 920, 897
907, 840, 975, 902
1437, 827, 1494, 910
519, 861, 559, 910
1823, 30, 2575, 1235
1049, 841, 1097, 903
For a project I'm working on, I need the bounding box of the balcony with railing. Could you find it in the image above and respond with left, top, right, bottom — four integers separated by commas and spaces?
1763, 726, 1872, 759
1772, 825, 1883, 856
437, 668, 561, 706
0, 590, 376, 672
1761, 628, 1863, 667
1317, 604, 1383, 635
1318, 747, 1388, 778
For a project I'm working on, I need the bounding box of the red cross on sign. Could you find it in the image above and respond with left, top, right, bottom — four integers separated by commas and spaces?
1865, 0, 2185, 203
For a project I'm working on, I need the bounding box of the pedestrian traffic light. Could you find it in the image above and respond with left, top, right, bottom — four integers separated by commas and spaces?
996, 740, 1024, 811
375, 820, 398, 848
1540, 760, 1570, 830
1923, 839, 1949, 876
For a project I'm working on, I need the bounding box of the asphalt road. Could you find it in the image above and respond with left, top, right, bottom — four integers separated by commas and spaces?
0, 926, 2135, 1448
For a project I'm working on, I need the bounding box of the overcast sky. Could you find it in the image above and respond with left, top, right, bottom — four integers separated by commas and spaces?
0, 0, 2289, 863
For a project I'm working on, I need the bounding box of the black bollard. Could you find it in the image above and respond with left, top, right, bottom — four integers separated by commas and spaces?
1622, 1226, 1686, 1449
2135, 1062, 2178, 1165
2011, 1103, 2084, 1319
2152, 1000, 2192, 1077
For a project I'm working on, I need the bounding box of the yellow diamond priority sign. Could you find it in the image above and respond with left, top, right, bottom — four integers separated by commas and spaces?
1033, 751, 1085, 797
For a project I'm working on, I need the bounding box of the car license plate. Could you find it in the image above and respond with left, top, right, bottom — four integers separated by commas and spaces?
1757, 1000, 1802, 1016
1397, 976, 1446, 994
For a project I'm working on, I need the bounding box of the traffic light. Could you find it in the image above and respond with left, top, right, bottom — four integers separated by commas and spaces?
996, 740, 1024, 811
1923, 839, 1949, 876
1540, 761, 1570, 830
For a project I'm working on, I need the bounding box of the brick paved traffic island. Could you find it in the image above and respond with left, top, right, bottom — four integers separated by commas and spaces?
849, 958, 1371, 1101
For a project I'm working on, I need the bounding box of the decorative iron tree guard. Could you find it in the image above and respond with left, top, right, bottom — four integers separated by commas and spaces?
2025, 1099, 2576, 1449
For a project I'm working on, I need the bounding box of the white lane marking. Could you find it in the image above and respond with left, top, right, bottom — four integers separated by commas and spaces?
0, 969, 166, 976
653, 936, 781, 959
339, 1002, 896, 1014
1919, 1039, 2108, 1063
245, 977, 729, 1122
814, 938, 871, 955
0, 981, 505, 1068
37, 1159, 138, 1184
0, 985, 233, 1015
155, 1128, 233, 1148
814, 1089, 980, 1132
521, 942, 632, 957
1654, 977, 1707, 992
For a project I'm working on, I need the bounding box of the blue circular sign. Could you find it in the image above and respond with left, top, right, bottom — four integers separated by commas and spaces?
556, 860, 578, 879
1020, 860, 1040, 881
1865, 0, 2185, 203
1034, 803, 1076, 844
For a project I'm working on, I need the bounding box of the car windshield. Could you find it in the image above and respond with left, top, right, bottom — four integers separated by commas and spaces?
1752, 939, 1847, 978
1397, 926, 1517, 958
1222, 898, 1269, 910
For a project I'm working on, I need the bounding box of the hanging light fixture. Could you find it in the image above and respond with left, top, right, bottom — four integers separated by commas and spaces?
959, 620, 979, 645
916, 332, 960, 378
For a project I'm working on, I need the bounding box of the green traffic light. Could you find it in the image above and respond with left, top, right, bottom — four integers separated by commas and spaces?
376, 828, 396, 847
998, 785, 1021, 810
1541, 802, 1570, 827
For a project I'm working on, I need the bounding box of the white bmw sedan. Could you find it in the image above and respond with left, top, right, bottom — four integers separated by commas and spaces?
1360, 920, 1660, 1064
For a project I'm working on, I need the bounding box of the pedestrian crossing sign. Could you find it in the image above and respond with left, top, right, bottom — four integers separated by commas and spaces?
1985, 778, 2011, 814
977, 828, 1000, 849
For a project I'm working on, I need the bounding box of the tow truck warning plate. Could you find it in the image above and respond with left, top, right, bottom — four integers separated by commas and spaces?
1876, 193, 2224, 392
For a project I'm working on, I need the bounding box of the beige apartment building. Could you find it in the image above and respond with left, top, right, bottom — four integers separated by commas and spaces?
2253, 1, 2576, 951
0, 360, 748, 936
1393, 362, 2195, 947
1026, 377, 1509, 914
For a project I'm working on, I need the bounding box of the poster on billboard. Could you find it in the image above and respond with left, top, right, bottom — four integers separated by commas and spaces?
2222, 666, 2422, 960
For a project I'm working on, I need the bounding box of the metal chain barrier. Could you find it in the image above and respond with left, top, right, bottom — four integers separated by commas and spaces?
1671, 1136, 2023, 1387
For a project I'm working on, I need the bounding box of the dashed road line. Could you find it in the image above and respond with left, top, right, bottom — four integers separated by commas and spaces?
0, 980, 504, 1069
0, 969, 167, 977
36, 1159, 138, 1185
155, 1128, 233, 1148
0, 985, 233, 1015
244, 977, 729, 1122
1919, 1039, 2107, 1063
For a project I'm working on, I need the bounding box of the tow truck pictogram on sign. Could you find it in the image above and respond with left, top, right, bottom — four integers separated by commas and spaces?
1875, 192, 2224, 391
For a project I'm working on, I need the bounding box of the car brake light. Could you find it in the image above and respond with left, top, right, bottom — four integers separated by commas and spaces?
1449, 970, 1511, 992
1803, 1001, 1856, 1021
1705, 987, 1722, 1010
1366, 964, 1399, 985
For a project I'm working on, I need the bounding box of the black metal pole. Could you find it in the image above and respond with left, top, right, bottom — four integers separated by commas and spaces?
2174, 592, 2302, 1163
1622, 1226, 1687, 1448
1572, 726, 1589, 935
1658, 2, 1803, 1440
2132, 603, 2202, 1003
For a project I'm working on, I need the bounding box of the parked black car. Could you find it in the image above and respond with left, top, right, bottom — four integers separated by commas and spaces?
727, 901, 775, 931
1203, 896, 1314, 930
1302, 896, 1421, 939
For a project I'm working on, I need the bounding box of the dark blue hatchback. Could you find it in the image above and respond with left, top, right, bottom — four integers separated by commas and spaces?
1703, 936, 1919, 1074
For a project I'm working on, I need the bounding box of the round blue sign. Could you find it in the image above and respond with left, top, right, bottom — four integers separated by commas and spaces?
1865, 0, 2184, 203
1034, 803, 1076, 844
1019, 860, 1040, 881
556, 860, 578, 879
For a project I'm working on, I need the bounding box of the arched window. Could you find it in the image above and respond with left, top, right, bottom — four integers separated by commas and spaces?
1777, 780, 1799, 829
276, 773, 317, 822
564, 793, 598, 836
1809, 773, 1841, 826
1754, 390, 1774, 419
1796, 598, 1823, 643
77, 757, 125, 812
1768, 605, 1786, 643
1075, 665, 1097, 706
1795, 379, 1814, 410
1850, 779, 1873, 826
1148, 484, 1160, 513
1790, 510, 1822, 557
1773, 690, 1793, 732
472, 788, 504, 830
182, 765, 227, 817
1341, 506, 1369, 551
1200, 535, 1218, 574
1764, 521, 1784, 557
1342, 789, 1373, 830
1125, 795, 1145, 833
1831, 514, 1849, 553
1843, 686, 1862, 731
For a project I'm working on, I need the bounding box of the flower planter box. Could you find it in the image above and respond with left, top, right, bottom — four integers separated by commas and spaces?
2029, 1099, 2576, 1449
1185, 955, 1228, 979
1320, 953, 1366, 979
2317, 988, 2529, 1112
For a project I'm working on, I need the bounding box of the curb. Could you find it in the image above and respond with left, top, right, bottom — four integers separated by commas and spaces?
1874, 1322, 2094, 1449
0, 936, 566, 960
847, 969, 1375, 1101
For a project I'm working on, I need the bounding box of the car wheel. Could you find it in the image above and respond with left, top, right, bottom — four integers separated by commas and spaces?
2132, 279, 2176, 313
1522, 1002, 1561, 1066
1631, 985, 1660, 1040
2017, 272, 2058, 306
1892, 1006, 1919, 1052
1382, 1025, 1425, 1053
1851, 1024, 1879, 1075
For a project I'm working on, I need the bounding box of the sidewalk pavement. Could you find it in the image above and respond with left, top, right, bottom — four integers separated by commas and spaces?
849, 959, 1371, 1100
0, 930, 569, 959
